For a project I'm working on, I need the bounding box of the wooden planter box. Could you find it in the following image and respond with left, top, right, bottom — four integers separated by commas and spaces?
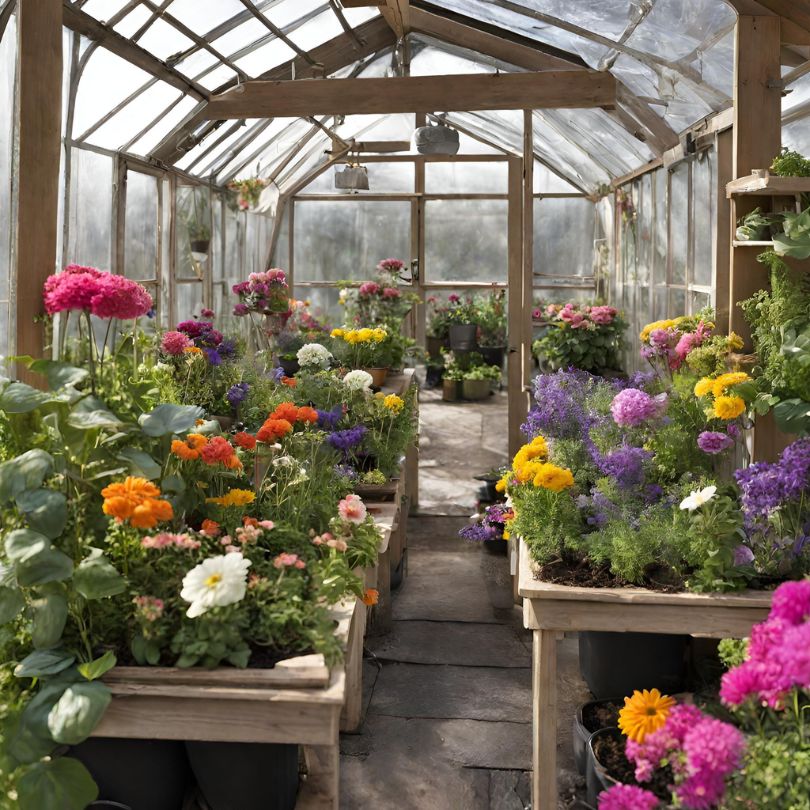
517, 539, 773, 810
93, 599, 365, 809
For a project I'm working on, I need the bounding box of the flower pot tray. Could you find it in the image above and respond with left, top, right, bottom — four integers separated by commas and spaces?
516, 539, 773, 810
93, 598, 366, 810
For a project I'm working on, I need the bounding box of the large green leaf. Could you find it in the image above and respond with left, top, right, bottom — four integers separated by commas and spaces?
46, 681, 111, 745
9, 681, 69, 764
5, 530, 74, 587
0, 382, 50, 413
30, 590, 69, 649
66, 409, 123, 431
77, 650, 116, 681
774, 398, 810, 435
73, 549, 125, 600
772, 232, 810, 259
0, 450, 54, 503
17, 757, 98, 810
139, 403, 204, 437
16, 489, 68, 539
15, 649, 76, 678
116, 447, 161, 480
0, 585, 25, 624
26, 359, 90, 390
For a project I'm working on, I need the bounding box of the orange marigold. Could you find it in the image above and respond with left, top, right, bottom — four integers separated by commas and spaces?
281, 377, 296, 388
296, 406, 318, 424
186, 433, 208, 450
257, 418, 293, 443
200, 519, 221, 537
171, 439, 200, 461
101, 477, 173, 529
271, 402, 299, 422
362, 588, 379, 606
233, 431, 257, 451
130, 498, 174, 529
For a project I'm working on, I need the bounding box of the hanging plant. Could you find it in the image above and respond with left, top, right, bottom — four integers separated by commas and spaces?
227, 177, 268, 211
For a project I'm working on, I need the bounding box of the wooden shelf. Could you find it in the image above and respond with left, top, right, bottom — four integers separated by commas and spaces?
726, 171, 810, 197
732, 240, 774, 247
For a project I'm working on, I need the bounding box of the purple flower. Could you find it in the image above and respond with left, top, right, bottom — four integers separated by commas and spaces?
317, 405, 343, 430
327, 425, 367, 454
697, 430, 734, 455
334, 463, 358, 481
522, 370, 597, 440
733, 544, 754, 566
598, 445, 651, 489
204, 348, 221, 366
459, 523, 498, 542
226, 382, 250, 407
218, 338, 237, 358
597, 785, 658, 810
610, 388, 666, 427
271, 367, 285, 382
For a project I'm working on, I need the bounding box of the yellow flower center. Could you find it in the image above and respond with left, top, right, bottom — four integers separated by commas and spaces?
204, 573, 223, 588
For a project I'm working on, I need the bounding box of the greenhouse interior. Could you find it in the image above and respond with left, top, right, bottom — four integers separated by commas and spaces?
1, 0, 810, 808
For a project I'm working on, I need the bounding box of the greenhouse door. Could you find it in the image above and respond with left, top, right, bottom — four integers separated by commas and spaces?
415, 154, 530, 458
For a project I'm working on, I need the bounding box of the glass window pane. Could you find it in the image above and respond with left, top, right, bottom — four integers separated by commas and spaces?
124, 171, 159, 281
272, 206, 290, 268
175, 281, 204, 323
65, 149, 113, 269
0, 16, 16, 307
424, 162, 508, 194
293, 285, 341, 327
652, 168, 667, 287
692, 153, 714, 287
669, 163, 689, 285
175, 185, 211, 280
534, 198, 595, 278
425, 199, 507, 282
294, 201, 411, 281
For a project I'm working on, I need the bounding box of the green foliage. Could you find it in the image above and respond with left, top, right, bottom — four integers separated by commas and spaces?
770, 146, 810, 177
511, 486, 584, 564
717, 637, 748, 670
735, 207, 775, 241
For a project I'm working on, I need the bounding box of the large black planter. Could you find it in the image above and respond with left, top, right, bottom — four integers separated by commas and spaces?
278, 357, 300, 376
572, 698, 622, 775
186, 741, 299, 810
585, 727, 624, 807
426, 335, 446, 360
71, 737, 191, 810
478, 345, 505, 368
578, 631, 688, 700
448, 323, 477, 352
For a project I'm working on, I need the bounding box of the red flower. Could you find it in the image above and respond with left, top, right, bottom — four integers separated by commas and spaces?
233, 432, 257, 451
200, 436, 237, 465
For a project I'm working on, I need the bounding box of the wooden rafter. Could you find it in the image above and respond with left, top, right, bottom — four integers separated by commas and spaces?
150, 16, 395, 165
237, 0, 319, 67
723, 0, 810, 46
61, 2, 208, 100
204, 71, 617, 119
409, 6, 583, 72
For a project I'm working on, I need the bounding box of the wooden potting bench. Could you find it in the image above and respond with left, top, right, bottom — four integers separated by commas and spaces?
517, 539, 774, 810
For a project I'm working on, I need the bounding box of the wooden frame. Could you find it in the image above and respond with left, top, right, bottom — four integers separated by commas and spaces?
518, 540, 772, 810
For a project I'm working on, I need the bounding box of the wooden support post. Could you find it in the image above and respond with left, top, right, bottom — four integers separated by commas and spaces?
532, 629, 558, 810
522, 110, 534, 407
507, 156, 525, 458
729, 15, 781, 340
714, 129, 733, 331
13, 0, 63, 381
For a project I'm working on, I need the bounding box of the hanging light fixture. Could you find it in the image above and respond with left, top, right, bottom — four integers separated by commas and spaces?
413, 116, 460, 155
334, 147, 369, 192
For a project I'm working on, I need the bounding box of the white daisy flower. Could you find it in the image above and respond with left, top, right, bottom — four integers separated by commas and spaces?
180, 553, 252, 618
343, 369, 374, 391
679, 485, 717, 512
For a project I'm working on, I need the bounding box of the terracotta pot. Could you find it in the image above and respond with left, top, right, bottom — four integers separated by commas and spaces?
363, 367, 388, 387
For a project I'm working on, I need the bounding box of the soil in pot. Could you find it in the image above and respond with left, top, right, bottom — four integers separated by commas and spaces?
579, 631, 688, 700
449, 323, 477, 352
71, 737, 192, 810
482, 537, 507, 555
186, 741, 299, 810
572, 698, 622, 775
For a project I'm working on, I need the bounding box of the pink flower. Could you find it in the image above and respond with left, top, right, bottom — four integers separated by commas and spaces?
90, 274, 153, 320
769, 579, 810, 625
326, 536, 349, 552
448, 294, 460, 303
258, 520, 275, 530
161, 330, 193, 355
377, 258, 404, 272
141, 532, 200, 550
273, 552, 305, 569
598, 785, 658, 810
43, 265, 103, 314
133, 595, 164, 622
233, 303, 249, 316
382, 287, 400, 298
338, 493, 367, 524
610, 388, 666, 427
201, 308, 215, 318
545, 304, 558, 316
359, 282, 380, 296
590, 305, 617, 325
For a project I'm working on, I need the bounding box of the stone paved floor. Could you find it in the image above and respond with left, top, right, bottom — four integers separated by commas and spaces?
339, 388, 590, 809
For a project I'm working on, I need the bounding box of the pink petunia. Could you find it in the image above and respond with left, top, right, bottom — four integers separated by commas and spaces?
161, 330, 193, 355
338, 493, 367, 524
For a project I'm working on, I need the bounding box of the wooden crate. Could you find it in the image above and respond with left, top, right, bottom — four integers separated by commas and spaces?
94, 599, 364, 809
517, 539, 773, 810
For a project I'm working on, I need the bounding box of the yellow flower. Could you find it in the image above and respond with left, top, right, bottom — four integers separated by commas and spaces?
711, 372, 750, 398
693, 377, 714, 398
330, 328, 344, 338
618, 689, 676, 743
512, 436, 548, 473
713, 395, 746, 420
639, 319, 677, 342
495, 473, 510, 493
383, 394, 404, 414
532, 463, 574, 492
206, 489, 256, 508
514, 459, 546, 484
728, 332, 744, 351
372, 328, 387, 342
357, 328, 373, 342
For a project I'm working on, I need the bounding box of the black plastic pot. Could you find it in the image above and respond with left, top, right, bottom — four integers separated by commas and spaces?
449, 322, 477, 352
585, 727, 623, 808
190, 239, 210, 254
478, 345, 505, 368
71, 737, 191, 810
186, 741, 299, 810
482, 537, 507, 555
474, 475, 499, 503
278, 357, 300, 376
572, 698, 623, 775
578, 631, 688, 700
390, 554, 405, 590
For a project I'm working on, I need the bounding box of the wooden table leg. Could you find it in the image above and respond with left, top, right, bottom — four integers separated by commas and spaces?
533, 628, 558, 810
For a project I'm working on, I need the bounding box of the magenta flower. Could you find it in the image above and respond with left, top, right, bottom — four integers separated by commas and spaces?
359, 281, 380, 297
90, 273, 153, 319
769, 579, 810, 625
382, 287, 400, 298
377, 258, 404, 272
590, 305, 617, 325
161, 330, 193, 355
598, 784, 659, 810
43, 265, 103, 314
610, 388, 666, 427
697, 431, 734, 455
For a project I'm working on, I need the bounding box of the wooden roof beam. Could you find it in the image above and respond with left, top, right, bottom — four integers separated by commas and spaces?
409, 6, 584, 72
61, 1, 208, 100
150, 16, 395, 165
205, 70, 617, 119
340, 0, 409, 38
